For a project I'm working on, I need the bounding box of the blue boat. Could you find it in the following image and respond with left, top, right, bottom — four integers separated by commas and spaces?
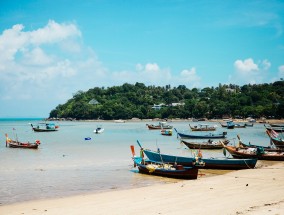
31, 122, 59, 132
174, 128, 227, 139
132, 157, 198, 179
137, 141, 257, 170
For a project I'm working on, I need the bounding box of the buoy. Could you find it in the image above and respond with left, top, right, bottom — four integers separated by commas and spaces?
85, 137, 91, 140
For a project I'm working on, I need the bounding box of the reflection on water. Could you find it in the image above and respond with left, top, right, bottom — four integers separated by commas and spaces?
0, 120, 272, 204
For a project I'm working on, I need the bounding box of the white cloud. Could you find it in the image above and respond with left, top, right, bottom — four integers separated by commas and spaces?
231, 58, 271, 85
111, 62, 171, 86
279, 65, 284, 77
0, 20, 202, 117
145, 63, 160, 72
135, 63, 143, 71
0, 20, 107, 117
109, 63, 201, 88
234, 58, 259, 73
22, 47, 53, 66
29, 20, 81, 45
262, 59, 271, 70
175, 68, 201, 87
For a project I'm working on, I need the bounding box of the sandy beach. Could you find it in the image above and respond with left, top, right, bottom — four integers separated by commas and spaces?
1, 161, 283, 215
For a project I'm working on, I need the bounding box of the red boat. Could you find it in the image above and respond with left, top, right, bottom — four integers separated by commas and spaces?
5, 134, 40, 149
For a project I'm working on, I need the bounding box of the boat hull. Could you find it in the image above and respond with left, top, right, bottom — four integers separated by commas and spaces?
143, 149, 257, 170
133, 157, 198, 179
224, 145, 284, 161
181, 139, 229, 149
6, 134, 39, 149
176, 132, 226, 139
189, 124, 216, 131
8, 143, 38, 149
264, 126, 284, 132
32, 128, 58, 132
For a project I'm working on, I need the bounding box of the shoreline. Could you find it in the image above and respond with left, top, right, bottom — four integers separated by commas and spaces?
1, 161, 284, 215
49, 118, 284, 124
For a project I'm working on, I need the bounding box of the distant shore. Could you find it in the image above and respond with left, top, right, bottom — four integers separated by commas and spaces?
1, 160, 284, 215
47, 117, 284, 124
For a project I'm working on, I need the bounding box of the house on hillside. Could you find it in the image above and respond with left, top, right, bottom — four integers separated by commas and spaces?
152, 103, 165, 110
88, 99, 99, 105
225, 88, 236, 93
170, 102, 185, 107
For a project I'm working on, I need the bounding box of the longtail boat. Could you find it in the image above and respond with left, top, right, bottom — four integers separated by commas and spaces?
31, 122, 59, 132
132, 157, 198, 179
219, 122, 227, 128
181, 139, 229, 150
244, 123, 254, 127
136, 141, 257, 170
189, 124, 216, 131
5, 134, 40, 149
174, 128, 227, 139
237, 134, 283, 152
146, 122, 173, 130
264, 124, 284, 132
265, 131, 284, 148
161, 129, 172, 136
269, 123, 284, 127
221, 142, 284, 161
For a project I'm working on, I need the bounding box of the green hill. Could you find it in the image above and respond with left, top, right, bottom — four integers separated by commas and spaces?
49, 81, 284, 120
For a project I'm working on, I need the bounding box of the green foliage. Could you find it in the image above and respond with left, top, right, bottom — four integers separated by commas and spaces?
49, 81, 284, 120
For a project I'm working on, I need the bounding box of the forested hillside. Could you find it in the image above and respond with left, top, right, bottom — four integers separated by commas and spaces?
49, 81, 284, 120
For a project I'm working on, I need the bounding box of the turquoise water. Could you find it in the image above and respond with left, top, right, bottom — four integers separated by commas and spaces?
0, 119, 271, 205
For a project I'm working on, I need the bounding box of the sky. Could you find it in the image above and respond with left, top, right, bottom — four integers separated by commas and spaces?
0, 0, 284, 118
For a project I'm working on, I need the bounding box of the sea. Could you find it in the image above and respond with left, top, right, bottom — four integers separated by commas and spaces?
0, 118, 271, 205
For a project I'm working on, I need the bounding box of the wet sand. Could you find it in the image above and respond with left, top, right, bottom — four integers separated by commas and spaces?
1, 161, 283, 215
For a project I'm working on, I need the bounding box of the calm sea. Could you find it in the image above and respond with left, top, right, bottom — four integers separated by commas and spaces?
0, 119, 270, 205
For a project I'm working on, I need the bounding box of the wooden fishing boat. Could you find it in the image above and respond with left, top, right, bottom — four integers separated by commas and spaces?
181, 139, 229, 149
244, 123, 254, 127
132, 157, 198, 179
226, 121, 235, 129
136, 141, 257, 170
221, 142, 284, 161
31, 122, 59, 132
234, 124, 246, 128
265, 130, 284, 148
221, 121, 246, 129
189, 124, 216, 131
146, 122, 173, 130
264, 125, 284, 132
161, 129, 172, 136
174, 128, 227, 139
269, 123, 284, 127
219, 122, 227, 128
5, 134, 40, 149
237, 134, 283, 152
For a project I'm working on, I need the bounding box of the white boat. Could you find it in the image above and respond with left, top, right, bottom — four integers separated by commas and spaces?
94, 127, 104, 134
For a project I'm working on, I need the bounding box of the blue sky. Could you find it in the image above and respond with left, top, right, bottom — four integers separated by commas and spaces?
0, 0, 284, 117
